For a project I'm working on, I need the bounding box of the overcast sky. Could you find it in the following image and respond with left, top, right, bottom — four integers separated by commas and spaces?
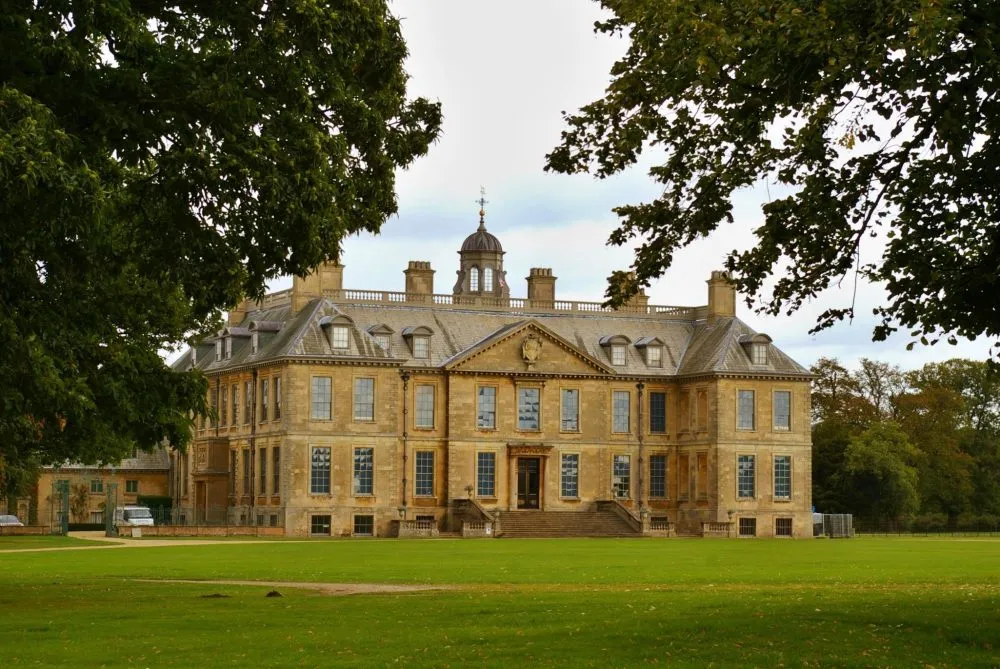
264, 1, 993, 371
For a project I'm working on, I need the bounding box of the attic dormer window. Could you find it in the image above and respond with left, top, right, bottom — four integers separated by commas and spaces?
331, 326, 350, 350
215, 339, 222, 362
374, 334, 390, 350
366, 324, 394, 355
225, 337, 232, 359
739, 333, 773, 366
402, 325, 434, 360
251, 332, 259, 354
599, 335, 631, 367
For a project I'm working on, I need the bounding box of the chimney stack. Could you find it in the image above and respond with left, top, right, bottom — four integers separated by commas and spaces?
227, 297, 253, 326
292, 261, 344, 312
706, 270, 736, 323
624, 271, 649, 310
404, 261, 435, 302
526, 268, 557, 307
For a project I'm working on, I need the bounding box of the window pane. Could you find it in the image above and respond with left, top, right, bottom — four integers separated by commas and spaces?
353, 447, 373, 495
470, 267, 480, 291
484, 267, 494, 291
561, 389, 579, 431
737, 390, 755, 430
518, 387, 540, 430
415, 385, 435, 428
612, 345, 626, 366
753, 343, 768, 365
613, 455, 631, 498
231, 385, 238, 425
260, 378, 269, 421
649, 455, 667, 498
242, 448, 250, 494
332, 326, 350, 349
737, 455, 755, 498
739, 517, 757, 537
413, 336, 429, 359
612, 391, 630, 433
311, 447, 331, 494
477, 387, 496, 428
776, 518, 793, 536
561, 453, 579, 497
374, 334, 390, 352
649, 392, 666, 433
221, 389, 228, 426
353, 515, 374, 536
272, 447, 280, 495
647, 346, 661, 366
774, 455, 792, 499
354, 377, 375, 421
311, 377, 332, 420
773, 391, 791, 430
477, 452, 495, 497
415, 451, 434, 496
274, 377, 281, 420
311, 515, 331, 535
244, 381, 252, 424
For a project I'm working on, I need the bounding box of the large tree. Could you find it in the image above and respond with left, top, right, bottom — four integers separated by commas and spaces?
0, 1, 441, 490
547, 0, 999, 346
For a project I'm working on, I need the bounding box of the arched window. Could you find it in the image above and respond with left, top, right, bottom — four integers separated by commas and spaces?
484, 267, 494, 292
469, 267, 480, 291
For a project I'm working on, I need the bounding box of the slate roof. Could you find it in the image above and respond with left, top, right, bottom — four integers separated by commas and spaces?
175, 297, 810, 379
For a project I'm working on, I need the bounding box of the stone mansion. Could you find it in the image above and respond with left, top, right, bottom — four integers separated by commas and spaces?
170, 212, 813, 538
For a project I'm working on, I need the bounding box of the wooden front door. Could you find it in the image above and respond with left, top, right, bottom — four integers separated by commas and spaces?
517, 457, 541, 509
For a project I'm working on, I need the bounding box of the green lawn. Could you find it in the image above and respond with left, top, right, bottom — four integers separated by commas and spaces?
1, 537, 998, 667
0, 535, 110, 551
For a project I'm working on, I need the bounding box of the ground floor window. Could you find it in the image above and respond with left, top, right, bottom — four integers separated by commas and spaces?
415, 515, 435, 526
89, 511, 104, 524
125, 479, 139, 494
560, 453, 579, 498
256, 514, 264, 526
353, 514, 375, 536
739, 517, 757, 537
310, 515, 331, 536
477, 452, 496, 498
612, 454, 631, 499
269, 515, 278, 528
649, 455, 667, 498
775, 518, 793, 537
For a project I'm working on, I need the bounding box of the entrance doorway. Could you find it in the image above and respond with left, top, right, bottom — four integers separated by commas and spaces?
517, 457, 541, 509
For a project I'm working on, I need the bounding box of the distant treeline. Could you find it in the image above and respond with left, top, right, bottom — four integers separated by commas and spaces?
812, 358, 1000, 528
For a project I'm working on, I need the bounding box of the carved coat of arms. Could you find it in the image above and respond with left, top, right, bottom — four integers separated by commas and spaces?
521, 334, 542, 370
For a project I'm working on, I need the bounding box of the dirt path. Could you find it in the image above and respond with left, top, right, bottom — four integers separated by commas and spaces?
134, 578, 451, 596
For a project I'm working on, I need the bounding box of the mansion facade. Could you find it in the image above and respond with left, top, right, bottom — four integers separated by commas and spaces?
171, 214, 813, 538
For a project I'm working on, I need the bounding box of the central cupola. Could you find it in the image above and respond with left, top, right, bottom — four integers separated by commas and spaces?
453, 188, 509, 299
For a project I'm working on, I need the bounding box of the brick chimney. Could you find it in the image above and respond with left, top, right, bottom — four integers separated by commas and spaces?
706, 270, 736, 323
292, 261, 344, 312
404, 261, 435, 302
526, 268, 557, 307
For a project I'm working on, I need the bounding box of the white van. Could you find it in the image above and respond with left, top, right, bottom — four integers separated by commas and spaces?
114, 505, 155, 527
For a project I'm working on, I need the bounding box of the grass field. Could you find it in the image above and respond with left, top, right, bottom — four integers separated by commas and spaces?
1, 537, 997, 667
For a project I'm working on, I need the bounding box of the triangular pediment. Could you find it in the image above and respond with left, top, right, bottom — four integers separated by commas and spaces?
444, 320, 614, 375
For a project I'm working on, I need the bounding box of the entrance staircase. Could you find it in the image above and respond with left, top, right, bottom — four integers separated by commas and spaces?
498, 510, 640, 538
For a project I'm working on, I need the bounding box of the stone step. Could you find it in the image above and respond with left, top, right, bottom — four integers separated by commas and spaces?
497, 511, 639, 538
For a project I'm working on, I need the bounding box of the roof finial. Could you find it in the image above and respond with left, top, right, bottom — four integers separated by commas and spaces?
476, 185, 488, 231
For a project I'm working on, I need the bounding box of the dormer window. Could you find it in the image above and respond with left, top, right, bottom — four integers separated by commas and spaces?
248, 320, 281, 356
599, 335, 631, 367
402, 325, 434, 360
739, 333, 773, 366
634, 336, 665, 368
320, 314, 354, 352
251, 332, 259, 354
367, 324, 395, 355
225, 337, 232, 359
215, 339, 222, 362
331, 326, 350, 350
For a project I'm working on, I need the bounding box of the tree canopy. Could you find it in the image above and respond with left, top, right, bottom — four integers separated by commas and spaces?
0, 1, 441, 493
547, 0, 999, 346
